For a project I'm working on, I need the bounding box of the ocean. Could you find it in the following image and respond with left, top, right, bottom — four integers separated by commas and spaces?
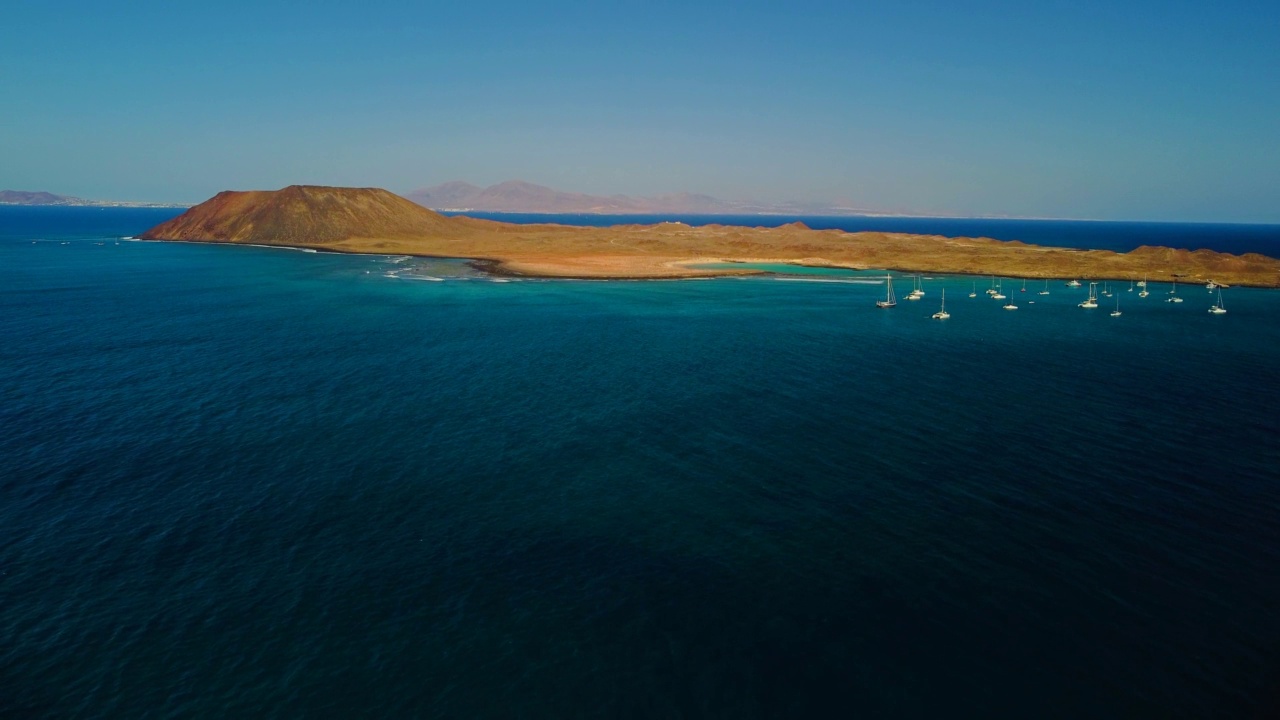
3, 207, 1279, 718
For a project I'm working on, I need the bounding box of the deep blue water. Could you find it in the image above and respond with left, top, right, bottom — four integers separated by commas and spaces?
4, 207, 1280, 718
450, 211, 1280, 257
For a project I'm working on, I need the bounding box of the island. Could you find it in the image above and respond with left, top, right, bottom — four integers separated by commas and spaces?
140, 185, 1280, 286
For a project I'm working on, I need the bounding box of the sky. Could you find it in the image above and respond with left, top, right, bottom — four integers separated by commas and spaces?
2, 0, 1278, 221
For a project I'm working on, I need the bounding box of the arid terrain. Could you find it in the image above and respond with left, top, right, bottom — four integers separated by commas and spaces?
141, 185, 1280, 286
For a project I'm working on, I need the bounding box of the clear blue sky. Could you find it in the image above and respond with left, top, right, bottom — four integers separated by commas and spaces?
2, 0, 1277, 221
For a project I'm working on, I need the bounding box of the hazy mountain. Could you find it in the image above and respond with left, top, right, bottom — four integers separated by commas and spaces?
0, 190, 89, 205
403, 181, 875, 215
0, 189, 187, 208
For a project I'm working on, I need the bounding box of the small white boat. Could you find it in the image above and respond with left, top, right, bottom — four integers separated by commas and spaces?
969, 281, 977, 298
932, 289, 950, 319
1038, 279, 1050, 296
1136, 278, 1147, 288
876, 274, 897, 308
1128, 280, 1134, 292
991, 279, 1006, 300
1067, 279, 1082, 288
906, 274, 926, 297
1020, 279, 1027, 293
1079, 282, 1099, 308
1208, 287, 1227, 314
1102, 282, 1112, 297
986, 276, 998, 295
1166, 279, 1183, 303
1110, 295, 1122, 317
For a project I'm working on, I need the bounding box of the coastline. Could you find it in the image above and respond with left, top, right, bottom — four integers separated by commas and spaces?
145, 237, 1278, 287
136, 187, 1280, 287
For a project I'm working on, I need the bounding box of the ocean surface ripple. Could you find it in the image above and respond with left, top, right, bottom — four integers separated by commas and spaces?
3, 209, 1279, 718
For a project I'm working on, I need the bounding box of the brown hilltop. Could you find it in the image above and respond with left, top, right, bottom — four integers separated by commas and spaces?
140, 186, 1280, 286
141, 185, 464, 245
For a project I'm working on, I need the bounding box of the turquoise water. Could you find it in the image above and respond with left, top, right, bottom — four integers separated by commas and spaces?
4, 209, 1280, 717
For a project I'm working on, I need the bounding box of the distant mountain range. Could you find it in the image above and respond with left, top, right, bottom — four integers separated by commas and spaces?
0, 183, 916, 216
0, 190, 188, 208
402, 180, 884, 216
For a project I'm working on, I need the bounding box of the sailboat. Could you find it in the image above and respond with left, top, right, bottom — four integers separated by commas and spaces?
906, 274, 924, 300
1003, 294, 1018, 310
986, 276, 998, 296
992, 279, 1006, 300
1166, 279, 1183, 303
1038, 279, 1050, 296
1102, 282, 1112, 298
1128, 280, 1134, 292
1209, 287, 1227, 314
969, 281, 977, 298
876, 274, 897, 308
1138, 276, 1149, 298
1110, 294, 1122, 317
1067, 279, 1082, 287
1020, 279, 1027, 293
932, 289, 950, 319
1079, 282, 1099, 308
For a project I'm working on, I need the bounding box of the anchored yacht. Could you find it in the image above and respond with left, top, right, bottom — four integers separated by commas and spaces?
1079, 282, 1099, 308
932, 289, 950, 319
876, 274, 897, 308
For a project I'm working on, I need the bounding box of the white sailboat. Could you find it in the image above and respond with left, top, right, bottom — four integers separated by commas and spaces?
1038, 279, 1050, 296
1138, 276, 1150, 298
1067, 279, 1082, 287
969, 281, 977, 298
986, 276, 998, 296
1003, 295, 1018, 310
1020, 279, 1027, 293
932, 289, 950, 319
1209, 287, 1227, 314
876, 274, 897, 308
1079, 282, 1099, 308
906, 274, 924, 300
1102, 282, 1112, 298
1128, 280, 1134, 292
1110, 294, 1122, 317
1166, 279, 1183, 303
992, 279, 1006, 300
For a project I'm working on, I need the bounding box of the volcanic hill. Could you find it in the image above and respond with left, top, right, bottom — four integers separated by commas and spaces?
141, 185, 463, 245
141, 185, 1280, 285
